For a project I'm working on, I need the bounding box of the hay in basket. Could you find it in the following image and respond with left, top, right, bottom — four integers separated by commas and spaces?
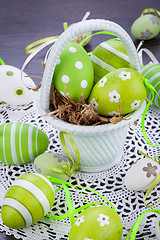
37, 19, 146, 172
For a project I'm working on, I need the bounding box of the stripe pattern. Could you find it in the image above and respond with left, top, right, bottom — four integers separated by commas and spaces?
0, 122, 49, 165
1, 173, 55, 228
142, 63, 160, 108
90, 40, 131, 81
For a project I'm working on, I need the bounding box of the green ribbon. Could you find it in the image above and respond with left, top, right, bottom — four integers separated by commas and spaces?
80, 30, 120, 55
59, 131, 81, 176
25, 36, 59, 54
47, 131, 81, 178
138, 151, 160, 207
141, 8, 160, 18
0, 58, 5, 65
144, 173, 160, 208
46, 176, 116, 225
142, 78, 160, 147
126, 209, 160, 240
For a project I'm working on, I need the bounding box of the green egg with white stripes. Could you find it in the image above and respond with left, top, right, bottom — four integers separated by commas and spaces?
0, 122, 49, 165
90, 39, 131, 83
1, 173, 55, 229
142, 63, 160, 108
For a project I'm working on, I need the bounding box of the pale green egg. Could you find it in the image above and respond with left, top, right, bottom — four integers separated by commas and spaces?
88, 68, 147, 116
131, 14, 160, 40
34, 152, 71, 181
53, 42, 94, 102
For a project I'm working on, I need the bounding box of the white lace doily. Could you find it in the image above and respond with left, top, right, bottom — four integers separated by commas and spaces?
0, 99, 160, 240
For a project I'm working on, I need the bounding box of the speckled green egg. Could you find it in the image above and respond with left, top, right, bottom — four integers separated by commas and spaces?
53, 42, 94, 102
88, 68, 147, 116
142, 63, 160, 108
131, 14, 160, 40
34, 152, 71, 181
90, 39, 131, 83
69, 205, 123, 240
1, 173, 55, 229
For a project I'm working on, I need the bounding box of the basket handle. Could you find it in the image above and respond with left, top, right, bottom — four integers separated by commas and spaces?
40, 19, 141, 111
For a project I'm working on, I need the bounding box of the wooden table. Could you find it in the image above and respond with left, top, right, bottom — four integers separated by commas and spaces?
0, 0, 160, 239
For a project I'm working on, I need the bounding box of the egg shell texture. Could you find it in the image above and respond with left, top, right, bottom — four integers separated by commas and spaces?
124, 158, 160, 191
53, 42, 94, 102
89, 68, 147, 116
69, 205, 123, 240
34, 152, 71, 181
1, 173, 55, 229
0, 65, 36, 105
142, 63, 160, 108
131, 14, 160, 40
0, 122, 49, 165
90, 39, 131, 82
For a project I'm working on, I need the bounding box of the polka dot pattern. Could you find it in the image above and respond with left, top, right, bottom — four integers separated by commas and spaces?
75, 61, 83, 69
53, 42, 94, 102
81, 80, 88, 88
61, 75, 70, 83
69, 47, 77, 53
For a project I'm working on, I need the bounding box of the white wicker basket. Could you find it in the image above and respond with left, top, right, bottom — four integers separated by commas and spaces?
37, 19, 146, 172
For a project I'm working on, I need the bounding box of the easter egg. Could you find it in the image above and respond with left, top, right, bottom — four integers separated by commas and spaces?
52, 42, 94, 102
131, 14, 160, 40
90, 39, 131, 83
0, 65, 36, 105
69, 205, 123, 240
0, 122, 49, 165
34, 152, 71, 181
142, 63, 160, 108
88, 68, 147, 116
1, 173, 55, 229
156, 216, 160, 240
124, 157, 160, 191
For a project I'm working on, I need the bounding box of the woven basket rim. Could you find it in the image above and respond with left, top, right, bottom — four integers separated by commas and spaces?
36, 90, 146, 135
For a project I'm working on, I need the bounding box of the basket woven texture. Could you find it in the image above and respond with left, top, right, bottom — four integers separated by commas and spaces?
37, 19, 146, 172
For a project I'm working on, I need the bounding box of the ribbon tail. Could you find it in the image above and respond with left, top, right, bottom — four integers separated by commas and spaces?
144, 173, 160, 208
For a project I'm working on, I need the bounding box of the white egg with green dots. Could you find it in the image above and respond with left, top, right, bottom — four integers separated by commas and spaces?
0, 122, 49, 165
1, 173, 55, 229
52, 42, 94, 102
142, 63, 160, 108
0, 65, 36, 105
89, 68, 147, 116
69, 205, 123, 240
90, 39, 131, 83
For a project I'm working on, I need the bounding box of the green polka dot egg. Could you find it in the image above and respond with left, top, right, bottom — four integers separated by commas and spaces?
0, 65, 36, 105
52, 42, 94, 102
0, 122, 49, 165
90, 39, 131, 83
1, 173, 55, 229
69, 205, 123, 240
142, 63, 160, 108
89, 68, 147, 116
34, 152, 71, 181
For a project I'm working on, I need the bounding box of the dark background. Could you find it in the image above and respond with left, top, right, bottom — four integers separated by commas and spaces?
0, 0, 160, 239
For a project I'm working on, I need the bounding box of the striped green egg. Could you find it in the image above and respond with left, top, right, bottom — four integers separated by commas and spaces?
142, 63, 160, 108
90, 39, 131, 83
1, 173, 55, 229
0, 122, 49, 165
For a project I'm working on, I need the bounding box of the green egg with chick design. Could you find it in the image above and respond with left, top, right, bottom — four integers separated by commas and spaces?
89, 68, 147, 116
53, 42, 94, 102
